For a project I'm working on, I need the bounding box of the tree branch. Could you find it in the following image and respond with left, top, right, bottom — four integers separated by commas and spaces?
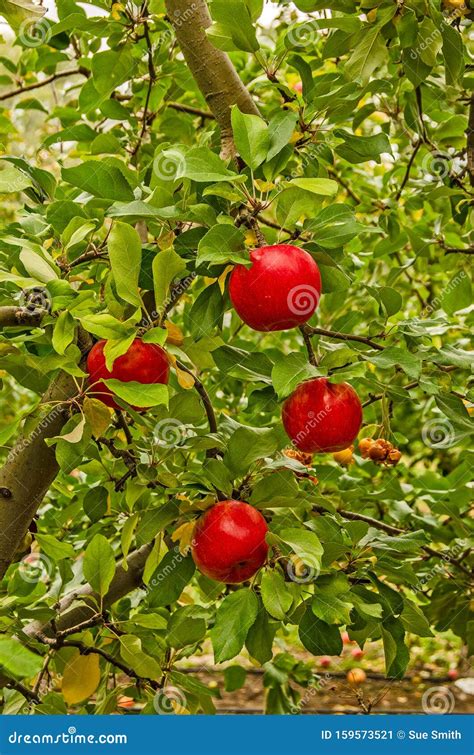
0, 306, 45, 328
306, 325, 385, 351
164, 0, 260, 158
444, 247, 474, 255
0, 70, 86, 102
467, 92, 474, 187
175, 360, 218, 438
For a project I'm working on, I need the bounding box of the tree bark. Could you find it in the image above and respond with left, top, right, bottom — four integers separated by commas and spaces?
164, 0, 260, 157
22, 543, 153, 640
467, 93, 474, 187
0, 371, 80, 579
0, 306, 44, 327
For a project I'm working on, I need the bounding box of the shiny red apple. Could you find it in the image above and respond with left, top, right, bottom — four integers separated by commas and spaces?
229, 244, 322, 331
86, 338, 169, 410
282, 377, 363, 453
319, 656, 332, 668
191, 500, 268, 584
351, 647, 364, 660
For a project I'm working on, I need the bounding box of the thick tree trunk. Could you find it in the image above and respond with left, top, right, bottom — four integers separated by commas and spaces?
164, 0, 260, 157
0, 371, 80, 579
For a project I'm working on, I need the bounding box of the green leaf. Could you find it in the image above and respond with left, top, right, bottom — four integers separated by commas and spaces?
83, 534, 116, 597
83, 486, 108, 523
224, 665, 247, 692
188, 283, 224, 339
167, 607, 207, 649
208, 0, 259, 52
305, 204, 364, 248
104, 380, 169, 408
368, 347, 421, 380
289, 178, 338, 196
148, 549, 195, 607
231, 106, 270, 170
197, 224, 247, 266
224, 426, 279, 475
401, 601, 433, 637
441, 22, 464, 86
312, 575, 354, 625
381, 616, 410, 679
267, 111, 298, 161
271, 352, 318, 400
35, 534, 75, 561
62, 161, 134, 202
245, 600, 276, 664
0, 164, 33, 193
345, 26, 388, 84
120, 635, 161, 679
334, 129, 392, 164
108, 222, 142, 307
260, 570, 293, 620
92, 49, 137, 97
440, 272, 471, 316
279, 528, 323, 574
211, 589, 259, 662
0, 0, 44, 30
152, 246, 187, 314
0, 638, 43, 679
298, 606, 343, 656
177, 147, 237, 183
52, 311, 75, 355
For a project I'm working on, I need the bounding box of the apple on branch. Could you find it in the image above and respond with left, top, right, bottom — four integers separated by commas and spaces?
86, 338, 169, 410
282, 377, 363, 453
191, 500, 268, 583
229, 244, 322, 332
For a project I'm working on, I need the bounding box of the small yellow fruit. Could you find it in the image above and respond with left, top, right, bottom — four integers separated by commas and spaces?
347, 668, 367, 686
333, 446, 354, 466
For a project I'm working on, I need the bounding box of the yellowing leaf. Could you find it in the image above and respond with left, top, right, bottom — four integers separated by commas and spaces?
83, 397, 112, 437
62, 651, 100, 704
171, 521, 196, 554
176, 367, 195, 390
165, 321, 184, 346
244, 230, 257, 246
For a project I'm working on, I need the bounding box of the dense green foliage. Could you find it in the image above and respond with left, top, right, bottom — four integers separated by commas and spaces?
0, 0, 472, 715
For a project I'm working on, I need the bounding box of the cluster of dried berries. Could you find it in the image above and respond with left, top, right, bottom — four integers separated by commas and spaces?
359, 437, 402, 466
283, 448, 319, 485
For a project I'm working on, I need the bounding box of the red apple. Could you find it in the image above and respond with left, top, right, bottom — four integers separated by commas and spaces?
282, 377, 363, 453
191, 500, 268, 584
447, 668, 459, 681
86, 338, 169, 410
342, 631, 352, 645
229, 245, 321, 331
319, 656, 331, 668
351, 647, 364, 660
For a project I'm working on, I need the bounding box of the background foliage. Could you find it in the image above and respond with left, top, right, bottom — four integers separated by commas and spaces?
0, 0, 472, 715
